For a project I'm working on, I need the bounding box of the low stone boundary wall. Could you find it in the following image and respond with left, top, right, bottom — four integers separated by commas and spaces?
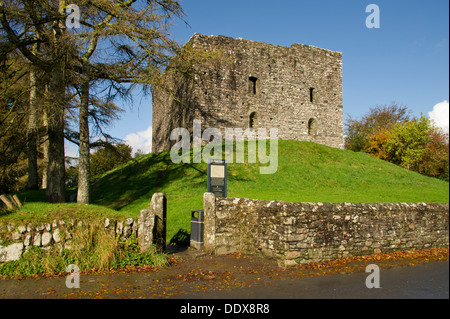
0, 193, 167, 263
203, 193, 449, 266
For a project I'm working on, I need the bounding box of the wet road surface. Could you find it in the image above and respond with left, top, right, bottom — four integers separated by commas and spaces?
187, 260, 449, 299
0, 250, 448, 299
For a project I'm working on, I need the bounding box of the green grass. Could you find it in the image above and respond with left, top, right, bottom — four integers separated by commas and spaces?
0, 198, 168, 277
2, 140, 447, 276
88, 140, 449, 242
1, 193, 129, 224
4, 140, 449, 243
0, 230, 169, 277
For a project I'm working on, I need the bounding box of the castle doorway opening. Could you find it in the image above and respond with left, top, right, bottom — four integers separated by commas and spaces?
249, 112, 258, 130
308, 118, 318, 136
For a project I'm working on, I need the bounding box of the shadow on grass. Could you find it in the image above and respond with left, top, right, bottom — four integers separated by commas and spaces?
90, 151, 174, 209
0, 208, 16, 218
169, 228, 190, 247
14, 189, 47, 204
89, 145, 255, 211
11, 142, 269, 215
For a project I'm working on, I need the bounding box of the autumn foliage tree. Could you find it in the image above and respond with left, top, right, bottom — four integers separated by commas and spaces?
419, 129, 449, 180
364, 129, 391, 161
382, 116, 449, 180
346, 105, 449, 181
345, 103, 411, 152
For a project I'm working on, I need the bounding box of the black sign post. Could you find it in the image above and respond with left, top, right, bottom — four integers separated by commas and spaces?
207, 159, 227, 198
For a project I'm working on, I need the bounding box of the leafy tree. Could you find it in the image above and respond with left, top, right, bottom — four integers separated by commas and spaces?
133, 149, 145, 158
65, 164, 78, 189
0, 48, 30, 193
383, 116, 449, 180
1, 0, 185, 203
365, 128, 391, 161
345, 103, 411, 152
90, 143, 132, 179
0, 88, 29, 193
346, 104, 449, 181
420, 129, 449, 181
1, 0, 76, 202
68, 0, 184, 204
383, 115, 431, 170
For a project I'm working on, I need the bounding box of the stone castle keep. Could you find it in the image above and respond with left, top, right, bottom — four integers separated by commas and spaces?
152, 34, 344, 153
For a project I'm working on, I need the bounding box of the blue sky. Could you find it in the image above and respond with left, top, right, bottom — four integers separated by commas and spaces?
67, 0, 449, 156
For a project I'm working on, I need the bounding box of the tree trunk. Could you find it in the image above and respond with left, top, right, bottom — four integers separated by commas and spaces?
45, 61, 66, 203
41, 99, 49, 189
77, 67, 90, 204
45, 0, 67, 203
27, 65, 39, 190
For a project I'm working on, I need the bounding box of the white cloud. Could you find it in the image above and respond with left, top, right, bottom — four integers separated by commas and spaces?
429, 100, 449, 133
65, 141, 79, 158
124, 126, 153, 155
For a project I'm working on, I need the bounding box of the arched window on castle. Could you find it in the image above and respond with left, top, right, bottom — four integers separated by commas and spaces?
308, 118, 318, 136
249, 112, 258, 130
309, 87, 315, 103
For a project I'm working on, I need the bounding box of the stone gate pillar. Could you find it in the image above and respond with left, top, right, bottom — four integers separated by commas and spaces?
203, 192, 216, 254
138, 193, 167, 252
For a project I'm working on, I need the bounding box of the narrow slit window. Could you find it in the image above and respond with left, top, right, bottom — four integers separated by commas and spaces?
309, 87, 314, 103
249, 76, 258, 95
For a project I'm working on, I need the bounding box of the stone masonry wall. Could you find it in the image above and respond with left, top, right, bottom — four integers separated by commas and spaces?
0, 193, 167, 263
203, 194, 449, 266
0, 217, 138, 262
153, 34, 343, 153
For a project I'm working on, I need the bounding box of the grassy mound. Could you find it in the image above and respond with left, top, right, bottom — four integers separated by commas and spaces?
4, 140, 446, 276
85, 140, 449, 242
